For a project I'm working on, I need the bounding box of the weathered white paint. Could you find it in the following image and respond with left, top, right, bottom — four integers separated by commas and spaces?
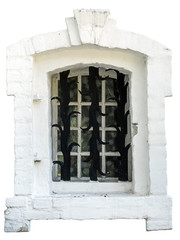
4, 194, 172, 232
5, 9, 172, 232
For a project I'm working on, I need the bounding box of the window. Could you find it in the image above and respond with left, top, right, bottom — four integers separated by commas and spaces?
51, 66, 131, 182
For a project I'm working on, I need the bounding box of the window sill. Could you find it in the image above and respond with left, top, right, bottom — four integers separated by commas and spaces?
52, 181, 132, 194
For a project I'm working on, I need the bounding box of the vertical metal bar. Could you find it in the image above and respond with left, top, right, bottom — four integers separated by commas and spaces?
77, 74, 81, 178
125, 75, 132, 181
52, 74, 59, 180
101, 77, 106, 175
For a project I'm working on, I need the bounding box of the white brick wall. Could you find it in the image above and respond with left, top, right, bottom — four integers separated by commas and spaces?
5, 9, 172, 232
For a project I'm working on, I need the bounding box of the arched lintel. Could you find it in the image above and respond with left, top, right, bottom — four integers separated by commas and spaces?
7, 9, 171, 58
6, 9, 172, 98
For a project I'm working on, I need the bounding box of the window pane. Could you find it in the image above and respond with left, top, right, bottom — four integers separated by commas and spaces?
105, 106, 117, 127
81, 157, 91, 177
58, 130, 78, 152
81, 131, 91, 152
106, 156, 119, 178
71, 156, 77, 177
81, 131, 102, 152
58, 105, 78, 127
58, 76, 78, 101
69, 130, 78, 152
81, 76, 102, 102
81, 156, 102, 177
58, 131, 61, 152
56, 156, 77, 178
106, 78, 117, 101
57, 155, 64, 177
106, 131, 116, 152
81, 106, 101, 127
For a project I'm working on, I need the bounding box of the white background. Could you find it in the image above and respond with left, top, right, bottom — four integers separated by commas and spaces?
0, 0, 179, 239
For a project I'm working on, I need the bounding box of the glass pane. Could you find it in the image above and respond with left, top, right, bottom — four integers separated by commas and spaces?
106, 78, 116, 101
58, 130, 78, 152
71, 156, 77, 177
81, 76, 102, 102
81, 76, 90, 102
69, 106, 78, 127
58, 105, 78, 127
58, 76, 78, 101
58, 155, 64, 162
57, 155, 64, 178
56, 155, 77, 178
81, 131, 91, 152
81, 106, 101, 127
106, 156, 119, 178
81, 156, 102, 177
57, 130, 61, 152
69, 130, 78, 152
105, 106, 117, 127
106, 131, 116, 152
81, 131, 102, 152
81, 156, 91, 177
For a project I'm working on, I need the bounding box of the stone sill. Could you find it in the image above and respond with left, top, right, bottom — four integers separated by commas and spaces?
52, 181, 132, 194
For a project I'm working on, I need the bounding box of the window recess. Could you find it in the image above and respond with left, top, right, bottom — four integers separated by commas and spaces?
51, 66, 131, 182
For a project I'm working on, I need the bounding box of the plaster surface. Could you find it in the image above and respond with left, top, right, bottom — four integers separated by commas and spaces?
5, 9, 172, 232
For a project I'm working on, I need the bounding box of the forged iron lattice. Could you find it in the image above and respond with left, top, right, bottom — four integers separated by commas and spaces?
106, 69, 130, 181
51, 70, 80, 181
51, 67, 130, 181
80, 67, 109, 181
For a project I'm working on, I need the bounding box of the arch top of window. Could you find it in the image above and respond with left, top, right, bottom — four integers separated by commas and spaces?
49, 63, 132, 80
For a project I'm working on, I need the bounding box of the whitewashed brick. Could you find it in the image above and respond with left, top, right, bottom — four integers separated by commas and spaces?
148, 120, 165, 134
149, 146, 167, 194
20, 69, 33, 83
14, 108, 32, 122
7, 82, 32, 96
148, 105, 165, 121
15, 136, 32, 147
6, 56, 33, 70
98, 18, 117, 46
33, 198, 52, 209
147, 219, 172, 231
4, 219, 30, 232
32, 30, 71, 53
22, 38, 35, 56
6, 38, 35, 58
15, 158, 33, 173
6, 197, 27, 208
148, 133, 166, 146
14, 175, 33, 196
149, 146, 167, 163
147, 56, 172, 97
66, 17, 81, 45
7, 43, 26, 57
7, 69, 22, 83
74, 9, 110, 44
5, 208, 23, 220
15, 122, 32, 136
15, 146, 33, 158
23, 210, 60, 220
14, 97, 32, 108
